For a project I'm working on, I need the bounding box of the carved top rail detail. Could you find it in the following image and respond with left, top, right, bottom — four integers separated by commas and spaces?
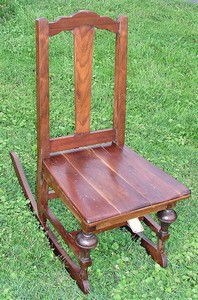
48, 10, 119, 36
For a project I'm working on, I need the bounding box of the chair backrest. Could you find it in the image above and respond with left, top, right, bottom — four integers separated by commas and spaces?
36, 10, 128, 164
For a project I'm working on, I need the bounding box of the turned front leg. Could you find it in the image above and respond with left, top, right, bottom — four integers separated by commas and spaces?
157, 208, 177, 254
75, 231, 98, 280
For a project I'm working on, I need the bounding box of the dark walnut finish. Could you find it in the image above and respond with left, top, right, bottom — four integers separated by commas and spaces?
10, 10, 191, 294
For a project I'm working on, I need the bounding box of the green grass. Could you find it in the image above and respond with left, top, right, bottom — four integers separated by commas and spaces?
0, 0, 198, 299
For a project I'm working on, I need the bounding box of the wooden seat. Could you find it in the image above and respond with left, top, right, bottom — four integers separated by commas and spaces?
10, 10, 190, 294
43, 144, 189, 231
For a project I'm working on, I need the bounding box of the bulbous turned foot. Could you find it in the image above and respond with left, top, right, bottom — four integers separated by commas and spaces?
75, 231, 98, 287
157, 209, 177, 235
76, 231, 98, 250
155, 208, 178, 266
157, 209, 177, 224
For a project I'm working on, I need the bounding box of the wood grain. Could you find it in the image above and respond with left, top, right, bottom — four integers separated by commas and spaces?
43, 153, 120, 224
43, 144, 190, 229
36, 18, 50, 221
50, 129, 116, 152
49, 11, 119, 36
36, 18, 50, 160
73, 25, 95, 134
92, 144, 190, 201
113, 16, 128, 146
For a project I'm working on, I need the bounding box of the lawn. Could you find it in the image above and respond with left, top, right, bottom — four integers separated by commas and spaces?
0, 0, 198, 299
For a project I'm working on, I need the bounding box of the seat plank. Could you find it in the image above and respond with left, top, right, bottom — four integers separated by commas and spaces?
91, 144, 189, 204
43, 155, 120, 224
91, 147, 173, 203
122, 145, 189, 196
64, 150, 153, 212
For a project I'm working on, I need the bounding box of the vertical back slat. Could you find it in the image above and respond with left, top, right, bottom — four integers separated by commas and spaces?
113, 16, 128, 146
73, 25, 95, 134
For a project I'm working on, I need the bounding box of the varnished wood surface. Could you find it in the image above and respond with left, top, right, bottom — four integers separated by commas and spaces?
36, 18, 50, 222
36, 18, 50, 160
48, 11, 119, 36
10, 151, 38, 215
113, 16, 128, 146
43, 143, 190, 227
74, 25, 94, 134
50, 129, 116, 152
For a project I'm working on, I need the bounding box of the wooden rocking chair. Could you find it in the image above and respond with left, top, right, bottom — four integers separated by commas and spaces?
10, 11, 190, 293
